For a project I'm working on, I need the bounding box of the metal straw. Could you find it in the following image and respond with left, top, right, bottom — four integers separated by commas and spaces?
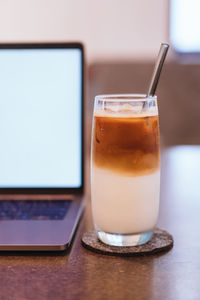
147, 43, 169, 97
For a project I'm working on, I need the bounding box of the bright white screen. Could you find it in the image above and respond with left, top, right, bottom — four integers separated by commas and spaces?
0, 48, 82, 187
170, 0, 200, 52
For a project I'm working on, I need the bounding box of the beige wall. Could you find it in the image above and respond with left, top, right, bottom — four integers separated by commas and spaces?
0, 0, 169, 62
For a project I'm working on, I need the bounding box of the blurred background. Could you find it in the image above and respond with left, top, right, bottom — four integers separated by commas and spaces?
1, 0, 200, 150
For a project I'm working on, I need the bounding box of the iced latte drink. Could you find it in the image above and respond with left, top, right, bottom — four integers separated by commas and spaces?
91, 94, 160, 247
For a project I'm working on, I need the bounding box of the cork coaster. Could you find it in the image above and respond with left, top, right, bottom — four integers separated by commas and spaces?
82, 228, 173, 256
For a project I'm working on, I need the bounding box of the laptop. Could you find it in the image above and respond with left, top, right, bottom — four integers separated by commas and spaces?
0, 42, 85, 251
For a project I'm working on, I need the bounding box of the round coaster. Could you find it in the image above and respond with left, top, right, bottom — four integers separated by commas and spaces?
81, 228, 173, 256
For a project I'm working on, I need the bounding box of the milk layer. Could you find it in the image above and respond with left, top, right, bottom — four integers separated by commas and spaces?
91, 166, 160, 234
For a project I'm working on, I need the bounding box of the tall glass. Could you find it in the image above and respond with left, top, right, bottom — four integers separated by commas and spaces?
91, 94, 160, 247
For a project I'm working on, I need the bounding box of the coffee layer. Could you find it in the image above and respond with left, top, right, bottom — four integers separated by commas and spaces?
92, 113, 160, 176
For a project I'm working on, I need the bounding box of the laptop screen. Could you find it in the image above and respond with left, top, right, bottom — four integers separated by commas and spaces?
0, 45, 83, 189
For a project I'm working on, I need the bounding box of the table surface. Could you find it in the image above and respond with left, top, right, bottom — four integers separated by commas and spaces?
0, 145, 200, 300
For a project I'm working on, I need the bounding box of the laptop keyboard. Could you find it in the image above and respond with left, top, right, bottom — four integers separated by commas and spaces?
0, 200, 71, 220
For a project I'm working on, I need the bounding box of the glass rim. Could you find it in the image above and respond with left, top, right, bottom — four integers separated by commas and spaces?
95, 94, 157, 102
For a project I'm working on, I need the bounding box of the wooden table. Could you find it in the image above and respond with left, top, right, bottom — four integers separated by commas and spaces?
0, 146, 200, 300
